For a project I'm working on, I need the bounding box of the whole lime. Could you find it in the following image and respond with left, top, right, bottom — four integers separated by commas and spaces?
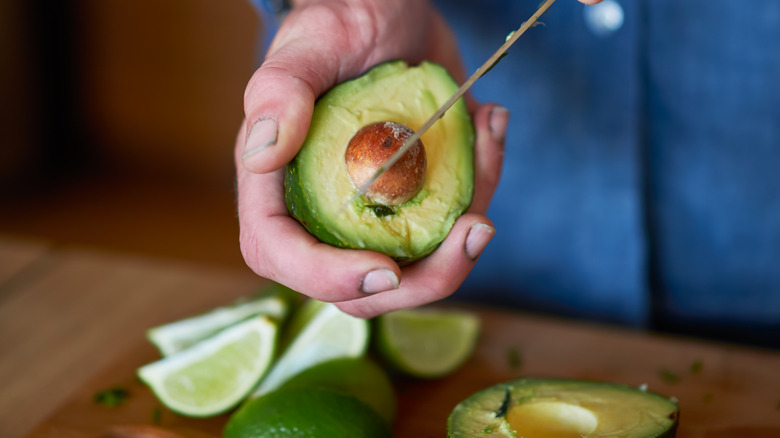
224, 387, 391, 438
278, 357, 397, 423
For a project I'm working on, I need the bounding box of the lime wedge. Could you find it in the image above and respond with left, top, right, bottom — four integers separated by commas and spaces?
277, 297, 328, 348
249, 300, 369, 398
147, 286, 292, 356
376, 307, 480, 378
138, 315, 278, 417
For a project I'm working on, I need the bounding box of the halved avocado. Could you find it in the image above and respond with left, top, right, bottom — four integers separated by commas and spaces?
447, 378, 679, 438
285, 61, 475, 263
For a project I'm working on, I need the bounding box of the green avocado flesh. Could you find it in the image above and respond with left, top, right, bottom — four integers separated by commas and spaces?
285, 61, 475, 262
447, 378, 679, 438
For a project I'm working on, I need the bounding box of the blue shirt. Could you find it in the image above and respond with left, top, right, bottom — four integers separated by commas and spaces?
435, 0, 780, 347
253, 0, 780, 347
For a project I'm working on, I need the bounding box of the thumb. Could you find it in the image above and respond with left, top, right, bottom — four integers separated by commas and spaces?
239, 56, 321, 174
238, 4, 381, 174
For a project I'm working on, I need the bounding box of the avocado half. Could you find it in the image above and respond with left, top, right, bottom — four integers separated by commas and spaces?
447, 378, 679, 438
285, 61, 475, 263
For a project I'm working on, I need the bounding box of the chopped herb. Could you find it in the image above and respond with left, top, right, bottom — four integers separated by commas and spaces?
659, 369, 679, 384
93, 386, 129, 407
367, 204, 395, 217
689, 360, 704, 374
506, 347, 523, 370
495, 388, 511, 418
482, 426, 494, 434
480, 53, 509, 78
152, 405, 163, 424
480, 30, 517, 79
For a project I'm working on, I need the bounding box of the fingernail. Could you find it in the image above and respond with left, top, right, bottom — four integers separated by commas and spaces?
360, 269, 400, 294
242, 118, 278, 161
489, 106, 509, 143
465, 223, 496, 260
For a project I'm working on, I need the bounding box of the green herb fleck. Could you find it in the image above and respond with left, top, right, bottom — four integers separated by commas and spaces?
367, 204, 395, 217
495, 388, 511, 418
506, 347, 523, 370
690, 360, 704, 374
659, 369, 679, 384
152, 405, 163, 424
482, 426, 494, 434
480, 53, 508, 79
93, 386, 129, 407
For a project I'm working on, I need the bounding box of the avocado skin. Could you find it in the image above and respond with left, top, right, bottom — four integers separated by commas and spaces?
447, 378, 679, 438
284, 60, 474, 263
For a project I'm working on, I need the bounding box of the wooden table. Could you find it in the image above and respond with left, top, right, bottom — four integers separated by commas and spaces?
2, 236, 779, 438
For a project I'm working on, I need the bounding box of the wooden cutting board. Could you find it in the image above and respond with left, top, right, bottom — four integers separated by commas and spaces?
26, 304, 780, 438
4, 236, 777, 438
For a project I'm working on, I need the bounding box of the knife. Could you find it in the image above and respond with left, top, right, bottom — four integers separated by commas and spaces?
341, 0, 557, 212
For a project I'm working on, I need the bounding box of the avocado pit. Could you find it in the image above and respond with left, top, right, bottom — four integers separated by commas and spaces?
344, 121, 426, 206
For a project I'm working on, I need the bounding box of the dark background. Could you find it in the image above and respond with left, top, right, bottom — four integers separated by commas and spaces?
1, 0, 261, 268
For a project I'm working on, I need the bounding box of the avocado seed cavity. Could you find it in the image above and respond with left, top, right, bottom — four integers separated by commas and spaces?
507, 401, 598, 438
344, 121, 427, 206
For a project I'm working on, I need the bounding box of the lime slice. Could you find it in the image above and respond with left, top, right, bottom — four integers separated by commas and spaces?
279, 357, 397, 424
376, 307, 480, 378
224, 387, 392, 438
277, 297, 327, 348
249, 300, 369, 398
138, 315, 278, 417
147, 286, 292, 356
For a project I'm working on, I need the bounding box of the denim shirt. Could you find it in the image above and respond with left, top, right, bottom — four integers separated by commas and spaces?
253, 0, 780, 346
435, 0, 780, 346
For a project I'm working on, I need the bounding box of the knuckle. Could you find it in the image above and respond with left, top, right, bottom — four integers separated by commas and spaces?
336, 300, 381, 320
238, 227, 278, 280
422, 279, 455, 302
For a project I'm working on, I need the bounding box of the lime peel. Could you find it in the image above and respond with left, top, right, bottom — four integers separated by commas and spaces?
225, 387, 392, 438
279, 357, 397, 424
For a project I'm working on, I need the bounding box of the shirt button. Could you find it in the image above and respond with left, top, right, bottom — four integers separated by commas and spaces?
584, 0, 624, 37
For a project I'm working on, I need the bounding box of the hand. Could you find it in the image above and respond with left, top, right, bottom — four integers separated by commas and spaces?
235, 0, 507, 318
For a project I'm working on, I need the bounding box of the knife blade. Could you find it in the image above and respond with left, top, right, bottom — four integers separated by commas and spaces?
340, 0, 557, 213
